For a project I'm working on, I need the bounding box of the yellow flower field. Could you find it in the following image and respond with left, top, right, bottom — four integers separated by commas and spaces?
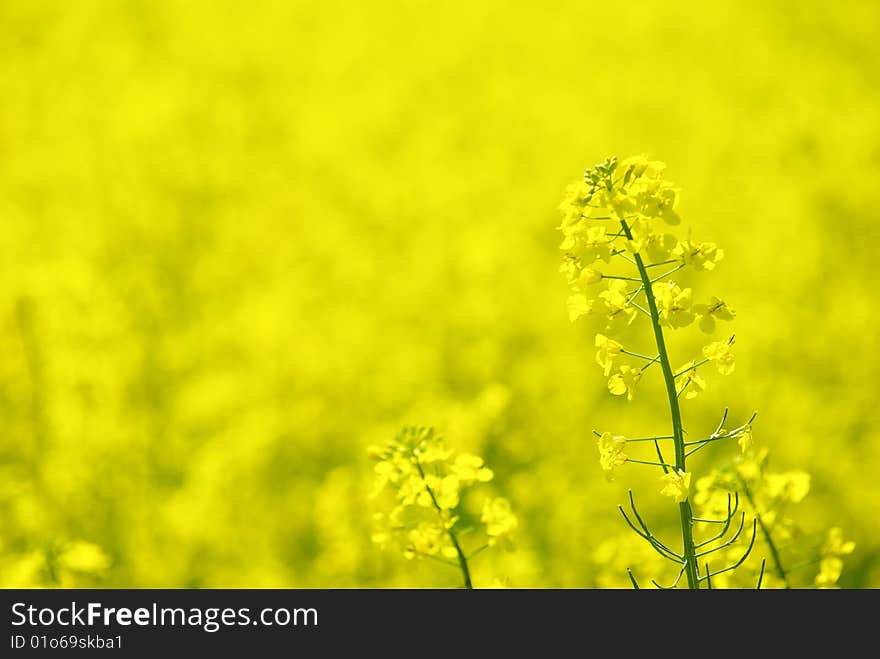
0, 0, 877, 587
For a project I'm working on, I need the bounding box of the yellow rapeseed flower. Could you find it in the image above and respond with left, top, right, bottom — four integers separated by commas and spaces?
660, 470, 692, 503
823, 527, 855, 557
607, 365, 642, 401
674, 240, 724, 271
764, 471, 811, 503
481, 498, 518, 548
702, 338, 735, 375
594, 333, 623, 376
567, 293, 592, 322
595, 431, 627, 480
692, 296, 736, 333
451, 453, 494, 483
654, 281, 694, 329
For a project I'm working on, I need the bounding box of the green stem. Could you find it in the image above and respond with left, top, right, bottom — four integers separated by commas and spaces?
673, 358, 709, 378
620, 219, 699, 589
602, 274, 641, 282
447, 530, 473, 589
626, 458, 676, 468
415, 460, 473, 589
620, 348, 658, 361
738, 477, 790, 588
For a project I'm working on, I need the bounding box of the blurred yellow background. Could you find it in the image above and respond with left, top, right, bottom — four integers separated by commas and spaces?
1, 0, 877, 587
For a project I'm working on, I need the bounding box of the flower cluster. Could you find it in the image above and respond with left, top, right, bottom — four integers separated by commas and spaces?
557, 156, 816, 589
693, 448, 855, 588
369, 427, 516, 583
695, 449, 809, 524
561, 157, 741, 506
560, 156, 736, 411
595, 432, 627, 480
561, 156, 854, 589
660, 470, 692, 504
816, 527, 856, 588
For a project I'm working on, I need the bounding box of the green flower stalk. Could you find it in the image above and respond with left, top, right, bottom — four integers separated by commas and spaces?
694, 449, 856, 588
559, 156, 756, 589
368, 427, 517, 588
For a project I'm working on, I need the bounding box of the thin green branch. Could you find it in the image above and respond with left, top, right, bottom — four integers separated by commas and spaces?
468, 544, 489, 561
591, 430, 670, 443
626, 457, 676, 468
412, 551, 461, 568
618, 505, 683, 563
626, 491, 683, 560
638, 354, 661, 374
694, 495, 739, 548
738, 476, 791, 589
623, 433, 674, 442
684, 432, 738, 447
676, 380, 691, 399
620, 348, 659, 361
673, 358, 709, 379
652, 561, 688, 589
698, 519, 757, 582
628, 301, 651, 317
415, 459, 473, 589
652, 437, 670, 475
712, 408, 729, 436
620, 218, 699, 589
692, 493, 738, 526
785, 557, 821, 573
616, 252, 638, 266
625, 284, 645, 303
695, 513, 747, 557
627, 568, 641, 589
650, 263, 687, 284
602, 274, 642, 282
643, 258, 680, 269
685, 413, 757, 456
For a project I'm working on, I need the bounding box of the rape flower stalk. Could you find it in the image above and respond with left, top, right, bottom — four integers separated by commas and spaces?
368, 426, 517, 588
737, 471, 789, 587
560, 156, 759, 589
695, 448, 855, 588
